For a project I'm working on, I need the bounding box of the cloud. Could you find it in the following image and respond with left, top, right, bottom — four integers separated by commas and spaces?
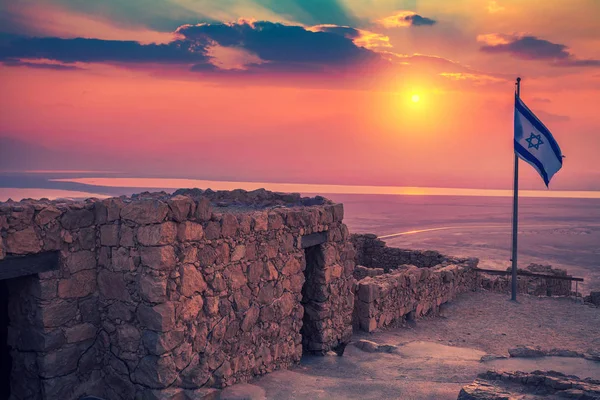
176, 20, 381, 67
0, 20, 385, 76
0, 36, 211, 64
307, 25, 391, 49
1, 58, 85, 70
478, 33, 600, 67
534, 110, 570, 123
377, 11, 437, 28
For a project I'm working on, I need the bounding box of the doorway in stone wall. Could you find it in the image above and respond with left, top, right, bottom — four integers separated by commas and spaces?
0, 279, 11, 400
300, 244, 325, 354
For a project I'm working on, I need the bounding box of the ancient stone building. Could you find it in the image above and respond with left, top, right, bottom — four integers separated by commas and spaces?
0, 189, 355, 399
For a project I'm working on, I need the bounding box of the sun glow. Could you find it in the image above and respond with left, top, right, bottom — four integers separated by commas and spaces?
411, 94, 420, 103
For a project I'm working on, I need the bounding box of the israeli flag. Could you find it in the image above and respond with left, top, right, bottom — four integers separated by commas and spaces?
514, 96, 563, 186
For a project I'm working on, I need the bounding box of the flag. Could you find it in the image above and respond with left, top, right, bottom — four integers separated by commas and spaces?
514, 95, 563, 186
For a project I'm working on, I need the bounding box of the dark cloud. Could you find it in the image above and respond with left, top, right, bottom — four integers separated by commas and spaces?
253, 0, 358, 26
1, 20, 383, 76
408, 14, 437, 26
0, 36, 211, 64
479, 34, 600, 67
177, 21, 381, 66
378, 12, 437, 28
480, 35, 570, 60
2, 59, 84, 70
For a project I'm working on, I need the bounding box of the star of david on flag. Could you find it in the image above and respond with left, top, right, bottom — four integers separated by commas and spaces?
514, 95, 563, 186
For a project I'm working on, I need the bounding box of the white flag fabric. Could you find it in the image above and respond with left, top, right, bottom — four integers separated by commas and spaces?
514, 96, 563, 186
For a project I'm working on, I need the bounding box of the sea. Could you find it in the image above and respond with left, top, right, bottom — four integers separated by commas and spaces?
1, 171, 599, 293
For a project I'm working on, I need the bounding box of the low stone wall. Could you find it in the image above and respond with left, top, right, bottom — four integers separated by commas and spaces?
0, 189, 355, 400
351, 234, 478, 271
478, 264, 573, 297
355, 264, 478, 332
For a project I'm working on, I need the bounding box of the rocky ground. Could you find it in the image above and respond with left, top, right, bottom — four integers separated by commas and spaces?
220, 291, 600, 400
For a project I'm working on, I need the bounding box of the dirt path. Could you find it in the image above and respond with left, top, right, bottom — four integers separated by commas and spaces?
243, 292, 600, 400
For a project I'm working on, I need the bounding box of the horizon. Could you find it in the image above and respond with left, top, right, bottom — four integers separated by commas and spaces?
1, 0, 600, 191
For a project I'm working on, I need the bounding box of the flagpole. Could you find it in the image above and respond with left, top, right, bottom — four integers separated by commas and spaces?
511, 77, 521, 301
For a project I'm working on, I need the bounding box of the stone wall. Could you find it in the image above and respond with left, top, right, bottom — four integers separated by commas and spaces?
351, 234, 478, 271
355, 264, 478, 332
478, 264, 573, 297
351, 234, 479, 333
0, 189, 355, 400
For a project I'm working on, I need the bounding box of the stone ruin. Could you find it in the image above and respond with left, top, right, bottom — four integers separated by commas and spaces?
479, 263, 574, 297
0, 189, 588, 400
0, 189, 355, 399
350, 234, 480, 332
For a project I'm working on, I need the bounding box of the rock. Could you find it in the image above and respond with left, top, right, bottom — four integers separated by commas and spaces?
178, 221, 204, 242
180, 264, 207, 296
204, 221, 221, 240
219, 383, 267, 400
5, 227, 41, 254
65, 250, 96, 273
480, 354, 508, 362
281, 257, 302, 275
508, 346, 545, 358
231, 245, 246, 262
35, 206, 62, 226
252, 213, 268, 232
121, 200, 168, 225
57, 269, 96, 298
100, 224, 120, 246
241, 307, 260, 332
138, 222, 178, 246
353, 339, 379, 353
112, 247, 136, 271
98, 270, 130, 301
140, 246, 177, 270
167, 195, 194, 222
194, 197, 211, 221
180, 296, 204, 321
139, 274, 168, 303
64, 323, 97, 343
133, 355, 178, 389
137, 302, 176, 332
60, 208, 94, 229
116, 324, 141, 353
41, 300, 78, 328
142, 330, 184, 355
37, 343, 88, 378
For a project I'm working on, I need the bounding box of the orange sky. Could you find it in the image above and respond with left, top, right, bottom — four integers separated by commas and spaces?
0, 0, 599, 190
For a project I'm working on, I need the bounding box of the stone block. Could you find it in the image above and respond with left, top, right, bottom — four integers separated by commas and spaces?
178, 221, 204, 242
142, 330, 184, 355
41, 299, 78, 328
168, 195, 194, 222
98, 270, 130, 301
138, 222, 178, 246
204, 221, 221, 240
268, 212, 284, 230
58, 269, 96, 299
180, 296, 204, 321
140, 246, 177, 270
116, 324, 141, 353
121, 199, 169, 225
180, 264, 207, 296
358, 282, 379, 303
221, 214, 238, 237
120, 225, 135, 247
37, 343, 88, 378
137, 302, 176, 331
133, 355, 178, 389
198, 246, 217, 267
281, 257, 302, 276
231, 244, 246, 261
5, 226, 41, 254
111, 247, 136, 271
252, 212, 268, 232
35, 206, 62, 226
65, 250, 96, 273
100, 224, 120, 246
332, 204, 344, 222
140, 274, 168, 303
76, 226, 96, 250
108, 301, 134, 322
194, 197, 211, 221
60, 208, 94, 229
65, 323, 97, 343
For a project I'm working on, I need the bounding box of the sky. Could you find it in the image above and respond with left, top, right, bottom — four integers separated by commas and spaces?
0, 0, 599, 190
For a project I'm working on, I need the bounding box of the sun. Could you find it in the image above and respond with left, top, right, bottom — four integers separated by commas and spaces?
411, 94, 420, 103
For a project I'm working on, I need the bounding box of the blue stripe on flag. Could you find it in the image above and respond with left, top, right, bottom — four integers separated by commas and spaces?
515, 140, 550, 186
515, 97, 563, 165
